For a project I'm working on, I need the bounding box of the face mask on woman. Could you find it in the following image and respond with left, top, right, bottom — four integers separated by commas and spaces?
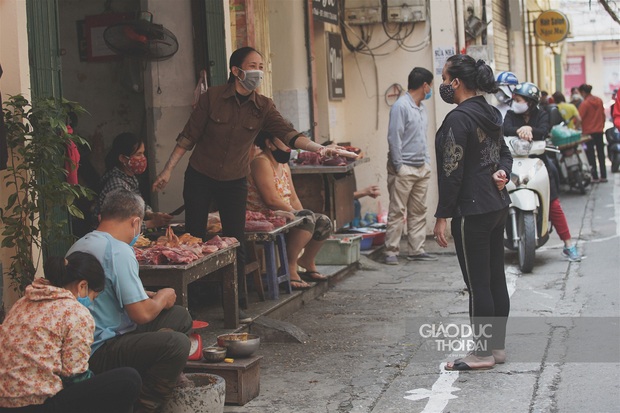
125, 155, 147, 175
236, 68, 264, 91
271, 148, 291, 164
439, 81, 456, 104
511, 101, 529, 114
77, 285, 93, 308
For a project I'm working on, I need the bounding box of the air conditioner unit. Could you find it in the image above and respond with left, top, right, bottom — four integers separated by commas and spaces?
386, 0, 427, 23
344, 0, 382, 25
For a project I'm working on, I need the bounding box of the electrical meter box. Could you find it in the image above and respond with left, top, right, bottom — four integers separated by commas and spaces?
343, 0, 382, 25
344, 0, 426, 24
386, 0, 427, 23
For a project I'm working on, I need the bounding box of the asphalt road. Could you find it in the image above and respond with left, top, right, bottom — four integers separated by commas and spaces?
226, 172, 620, 413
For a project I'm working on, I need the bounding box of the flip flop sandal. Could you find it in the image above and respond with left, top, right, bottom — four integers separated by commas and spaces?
299, 271, 328, 282
444, 360, 494, 371
290, 279, 313, 290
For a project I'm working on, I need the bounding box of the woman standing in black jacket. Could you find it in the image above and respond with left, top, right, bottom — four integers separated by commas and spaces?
434, 54, 513, 371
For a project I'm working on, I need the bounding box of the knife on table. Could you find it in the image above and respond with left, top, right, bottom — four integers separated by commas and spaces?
169, 205, 185, 216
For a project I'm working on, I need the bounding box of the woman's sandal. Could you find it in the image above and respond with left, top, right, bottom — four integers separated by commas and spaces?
290, 279, 313, 290
299, 271, 328, 282
445, 354, 495, 371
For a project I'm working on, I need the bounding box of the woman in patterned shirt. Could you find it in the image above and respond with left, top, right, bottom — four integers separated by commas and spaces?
97, 132, 173, 231
247, 130, 333, 290
0, 252, 141, 413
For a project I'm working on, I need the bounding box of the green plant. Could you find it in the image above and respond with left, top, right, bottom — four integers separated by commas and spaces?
0, 95, 94, 293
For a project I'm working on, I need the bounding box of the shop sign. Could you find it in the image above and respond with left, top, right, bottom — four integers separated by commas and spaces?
327, 32, 345, 100
313, 0, 339, 25
534, 10, 569, 44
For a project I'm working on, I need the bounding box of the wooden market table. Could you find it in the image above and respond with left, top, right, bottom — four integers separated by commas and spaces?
289, 157, 370, 230
138, 242, 239, 328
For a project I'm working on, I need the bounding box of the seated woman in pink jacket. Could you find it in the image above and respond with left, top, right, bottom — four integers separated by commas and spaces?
0, 252, 141, 413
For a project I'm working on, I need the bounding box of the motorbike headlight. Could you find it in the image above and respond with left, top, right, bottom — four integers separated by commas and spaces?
510, 138, 532, 156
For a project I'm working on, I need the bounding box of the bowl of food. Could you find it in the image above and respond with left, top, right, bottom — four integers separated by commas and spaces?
202, 346, 227, 363
216, 333, 260, 358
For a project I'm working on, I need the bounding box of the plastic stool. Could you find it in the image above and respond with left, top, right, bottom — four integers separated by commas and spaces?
259, 233, 292, 300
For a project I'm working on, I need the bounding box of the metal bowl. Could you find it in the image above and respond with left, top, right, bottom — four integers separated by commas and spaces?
202, 346, 227, 363
217, 333, 260, 358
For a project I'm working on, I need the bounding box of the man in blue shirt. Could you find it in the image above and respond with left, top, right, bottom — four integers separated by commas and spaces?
384, 67, 437, 265
68, 189, 192, 413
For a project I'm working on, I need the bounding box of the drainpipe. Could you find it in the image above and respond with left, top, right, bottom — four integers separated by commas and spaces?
304, 0, 318, 140
456, 0, 466, 53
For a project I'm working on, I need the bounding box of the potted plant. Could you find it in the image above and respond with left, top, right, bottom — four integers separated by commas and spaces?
0, 94, 94, 293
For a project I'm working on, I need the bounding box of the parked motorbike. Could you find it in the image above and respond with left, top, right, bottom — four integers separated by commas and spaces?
605, 126, 620, 173
549, 123, 591, 194
504, 137, 552, 273
552, 137, 592, 194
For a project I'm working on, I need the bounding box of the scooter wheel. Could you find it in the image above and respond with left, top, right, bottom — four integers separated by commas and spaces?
612, 153, 620, 173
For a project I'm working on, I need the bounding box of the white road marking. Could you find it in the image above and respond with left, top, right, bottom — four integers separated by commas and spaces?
403, 364, 460, 412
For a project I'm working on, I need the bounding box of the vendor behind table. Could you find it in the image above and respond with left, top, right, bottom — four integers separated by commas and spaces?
97, 132, 172, 232
151, 46, 356, 304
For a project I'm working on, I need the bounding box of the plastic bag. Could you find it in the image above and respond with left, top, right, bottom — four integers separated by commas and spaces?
550, 124, 580, 140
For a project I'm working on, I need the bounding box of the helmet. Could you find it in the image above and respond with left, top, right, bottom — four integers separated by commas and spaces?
496, 71, 518, 97
496, 71, 518, 85
513, 82, 540, 103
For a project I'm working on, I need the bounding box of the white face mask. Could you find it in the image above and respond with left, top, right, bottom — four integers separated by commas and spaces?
495, 91, 511, 104
236, 68, 264, 91
512, 101, 529, 114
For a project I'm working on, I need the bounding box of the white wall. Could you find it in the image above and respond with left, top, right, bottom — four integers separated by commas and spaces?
567, 40, 620, 103
0, 0, 31, 307
142, 0, 197, 215
334, 0, 455, 233
268, 0, 311, 133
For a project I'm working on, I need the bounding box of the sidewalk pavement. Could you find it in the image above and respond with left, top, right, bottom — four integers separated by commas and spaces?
190, 236, 467, 412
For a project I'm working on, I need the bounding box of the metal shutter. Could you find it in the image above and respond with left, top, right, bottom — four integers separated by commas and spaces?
492, 0, 510, 72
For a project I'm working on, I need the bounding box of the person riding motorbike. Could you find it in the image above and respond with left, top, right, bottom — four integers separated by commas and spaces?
503, 82, 582, 262
494, 71, 519, 119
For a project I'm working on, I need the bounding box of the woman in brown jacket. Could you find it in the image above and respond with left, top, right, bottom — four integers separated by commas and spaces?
152, 47, 350, 308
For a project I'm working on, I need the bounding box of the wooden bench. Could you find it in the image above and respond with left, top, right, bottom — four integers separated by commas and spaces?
185, 355, 262, 405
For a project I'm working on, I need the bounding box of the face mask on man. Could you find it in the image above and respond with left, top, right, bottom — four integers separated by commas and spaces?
424, 88, 433, 101
511, 101, 529, 114
236, 68, 264, 91
129, 218, 141, 247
